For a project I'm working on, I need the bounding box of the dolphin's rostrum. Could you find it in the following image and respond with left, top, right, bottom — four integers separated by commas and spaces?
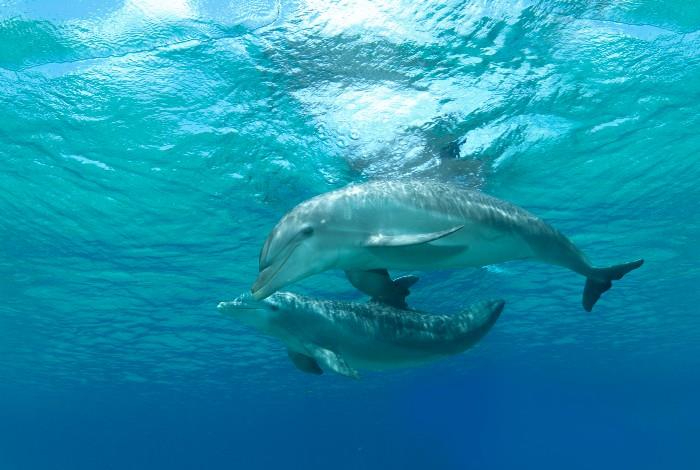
218, 292, 505, 378
252, 180, 643, 311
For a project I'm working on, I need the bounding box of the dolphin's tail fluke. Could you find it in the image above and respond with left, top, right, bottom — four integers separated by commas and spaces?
583, 259, 644, 312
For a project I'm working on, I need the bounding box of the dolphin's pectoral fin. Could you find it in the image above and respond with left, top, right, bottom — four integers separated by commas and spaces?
345, 269, 419, 309
363, 225, 464, 247
287, 349, 323, 375
306, 344, 359, 379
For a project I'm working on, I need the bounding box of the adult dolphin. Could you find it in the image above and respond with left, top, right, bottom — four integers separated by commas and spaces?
252, 180, 643, 311
218, 292, 505, 378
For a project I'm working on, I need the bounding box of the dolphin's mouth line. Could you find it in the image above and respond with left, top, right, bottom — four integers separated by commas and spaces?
251, 241, 298, 295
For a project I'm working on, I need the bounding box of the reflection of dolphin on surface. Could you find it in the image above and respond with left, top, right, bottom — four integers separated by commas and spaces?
218, 292, 505, 378
252, 180, 643, 311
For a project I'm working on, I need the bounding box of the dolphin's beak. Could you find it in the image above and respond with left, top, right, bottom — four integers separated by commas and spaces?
217, 293, 263, 314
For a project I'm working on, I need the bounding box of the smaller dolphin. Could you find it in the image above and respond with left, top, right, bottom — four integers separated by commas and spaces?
218, 292, 505, 378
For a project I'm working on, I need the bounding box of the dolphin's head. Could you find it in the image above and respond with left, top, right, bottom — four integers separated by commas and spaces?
217, 292, 295, 329
252, 198, 346, 300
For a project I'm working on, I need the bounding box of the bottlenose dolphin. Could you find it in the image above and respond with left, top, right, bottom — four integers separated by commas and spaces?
252, 180, 643, 311
218, 292, 505, 378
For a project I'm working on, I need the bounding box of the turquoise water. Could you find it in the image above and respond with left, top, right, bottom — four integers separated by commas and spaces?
1, 1, 699, 468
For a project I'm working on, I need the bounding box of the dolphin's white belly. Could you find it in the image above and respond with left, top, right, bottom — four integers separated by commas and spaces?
430, 227, 534, 268
287, 323, 447, 371
334, 336, 444, 371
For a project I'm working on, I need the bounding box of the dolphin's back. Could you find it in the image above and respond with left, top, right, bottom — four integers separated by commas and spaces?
306, 296, 505, 355
351, 180, 590, 272
332, 180, 541, 231
319, 180, 579, 260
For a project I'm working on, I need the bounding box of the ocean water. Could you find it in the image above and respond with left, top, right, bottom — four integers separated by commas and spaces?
1, 0, 699, 468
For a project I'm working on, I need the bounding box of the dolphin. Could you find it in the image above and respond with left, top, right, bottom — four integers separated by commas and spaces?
252, 180, 643, 311
218, 292, 505, 378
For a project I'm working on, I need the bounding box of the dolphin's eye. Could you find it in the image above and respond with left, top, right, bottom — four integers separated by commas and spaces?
270, 305, 279, 311
301, 226, 314, 237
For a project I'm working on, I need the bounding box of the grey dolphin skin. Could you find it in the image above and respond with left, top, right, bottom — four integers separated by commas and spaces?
252, 180, 643, 311
218, 292, 505, 378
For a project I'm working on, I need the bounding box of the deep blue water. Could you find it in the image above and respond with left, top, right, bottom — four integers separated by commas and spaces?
1, 1, 699, 469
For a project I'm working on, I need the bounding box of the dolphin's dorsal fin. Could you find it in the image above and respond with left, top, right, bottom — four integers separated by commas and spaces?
363, 225, 464, 247
306, 344, 359, 379
287, 349, 323, 375
454, 300, 506, 346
